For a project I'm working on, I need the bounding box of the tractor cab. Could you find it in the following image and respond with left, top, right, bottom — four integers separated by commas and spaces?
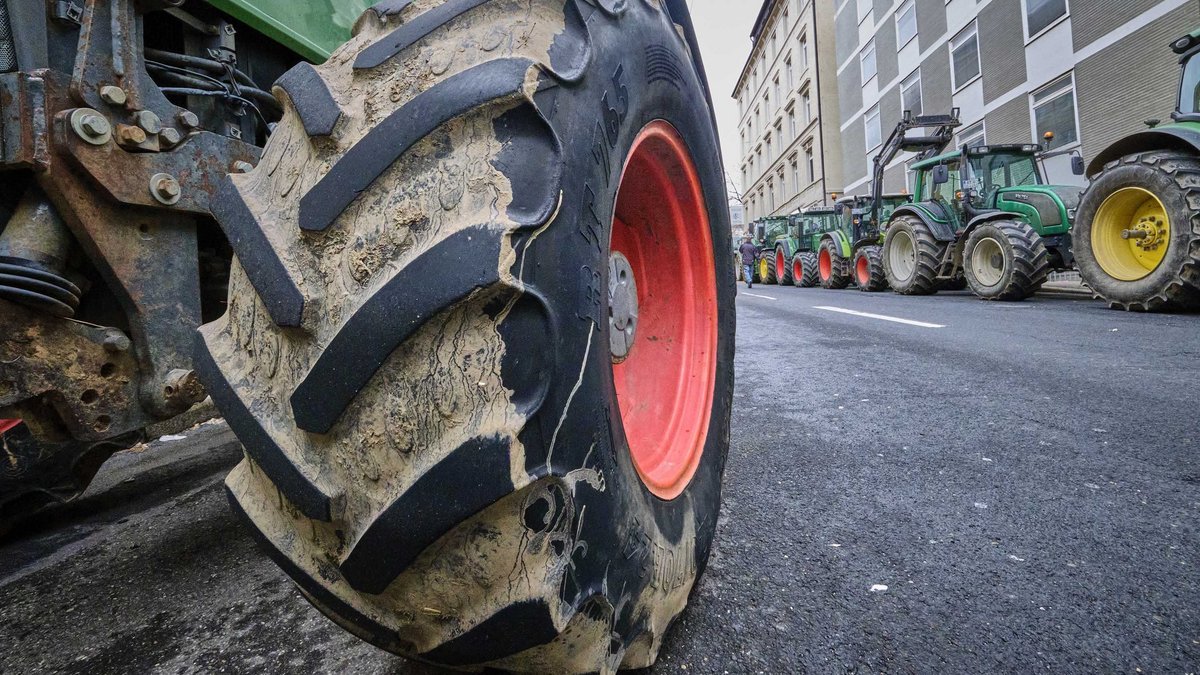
1171, 28, 1200, 121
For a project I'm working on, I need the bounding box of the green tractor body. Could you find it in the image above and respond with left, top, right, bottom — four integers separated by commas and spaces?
1071, 28, 1200, 310
205, 0, 372, 61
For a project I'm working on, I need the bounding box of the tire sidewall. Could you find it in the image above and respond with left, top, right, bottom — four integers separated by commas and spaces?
964, 223, 1015, 296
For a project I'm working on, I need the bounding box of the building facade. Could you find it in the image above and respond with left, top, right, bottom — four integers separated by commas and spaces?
833, 0, 1200, 195
734, 0, 844, 223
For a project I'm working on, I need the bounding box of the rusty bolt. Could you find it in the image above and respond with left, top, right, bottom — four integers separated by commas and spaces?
150, 173, 182, 205
177, 110, 200, 129
70, 108, 113, 146
80, 115, 110, 138
163, 369, 206, 407
160, 128, 182, 146
117, 124, 147, 145
232, 160, 254, 173
134, 110, 162, 135
102, 330, 132, 353
100, 85, 127, 106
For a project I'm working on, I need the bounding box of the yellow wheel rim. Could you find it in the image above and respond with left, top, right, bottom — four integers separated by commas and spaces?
758, 257, 770, 281
1092, 187, 1171, 281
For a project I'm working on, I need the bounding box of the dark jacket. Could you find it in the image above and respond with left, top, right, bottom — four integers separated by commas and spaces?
738, 242, 759, 266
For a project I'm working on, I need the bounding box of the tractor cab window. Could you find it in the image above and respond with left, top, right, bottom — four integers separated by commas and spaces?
921, 161, 961, 206
1179, 53, 1200, 115
966, 152, 1041, 204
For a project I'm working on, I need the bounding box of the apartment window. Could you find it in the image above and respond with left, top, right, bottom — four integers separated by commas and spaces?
772, 29, 778, 57
777, 169, 786, 202
856, 0, 872, 24
774, 121, 783, 148
901, 70, 922, 116
799, 36, 808, 72
755, 108, 761, 135
958, 121, 986, 148
790, 156, 800, 193
788, 108, 797, 139
1032, 73, 1078, 151
786, 58, 794, 90
765, 92, 771, 115
951, 23, 980, 90
766, 133, 773, 160
861, 40, 877, 83
896, 0, 917, 47
773, 77, 781, 109
741, 131, 747, 155
805, 145, 815, 184
802, 90, 812, 125
1025, 0, 1068, 39
865, 105, 882, 150
782, 7, 789, 29
768, 179, 775, 210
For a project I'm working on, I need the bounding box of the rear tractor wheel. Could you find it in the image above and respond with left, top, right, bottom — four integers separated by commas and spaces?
792, 252, 819, 288
817, 239, 850, 289
1075, 152, 1200, 311
195, 2, 733, 671
963, 220, 1049, 301
852, 245, 887, 292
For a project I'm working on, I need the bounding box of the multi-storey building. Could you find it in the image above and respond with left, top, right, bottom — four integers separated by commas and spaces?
834, 0, 1200, 195
734, 0, 843, 222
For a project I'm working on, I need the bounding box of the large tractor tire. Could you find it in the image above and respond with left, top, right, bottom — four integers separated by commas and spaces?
759, 253, 777, 284
775, 247, 794, 286
817, 238, 850, 289
195, 2, 733, 672
852, 245, 887, 292
792, 251, 819, 288
963, 220, 1049, 301
883, 216, 942, 295
1075, 151, 1200, 311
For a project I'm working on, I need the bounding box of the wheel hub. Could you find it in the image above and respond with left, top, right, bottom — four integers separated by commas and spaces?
608, 251, 639, 362
1122, 215, 1166, 251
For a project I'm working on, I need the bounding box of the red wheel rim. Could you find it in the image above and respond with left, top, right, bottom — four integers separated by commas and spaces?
775, 250, 786, 281
610, 121, 717, 500
792, 256, 803, 282
819, 248, 832, 280
0, 419, 20, 435
856, 255, 870, 286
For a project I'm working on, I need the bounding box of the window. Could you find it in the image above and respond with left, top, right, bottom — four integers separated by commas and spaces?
856, 0, 872, 24
791, 156, 800, 193
896, 0, 917, 47
951, 23, 980, 90
766, 133, 773, 160
901, 70, 922, 116
865, 105, 882, 150
788, 108, 797, 139
765, 92, 771, 115
768, 179, 775, 210
772, 29, 778, 57
1033, 74, 1078, 150
1025, 0, 1068, 39
861, 40, 877, 83
958, 121, 986, 148
774, 121, 783, 150
786, 58, 794, 90
755, 108, 761, 135
802, 91, 812, 125
777, 169, 786, 203
773, 77, 781, 109
799, 36, 808, 73
805, 145, 815, 184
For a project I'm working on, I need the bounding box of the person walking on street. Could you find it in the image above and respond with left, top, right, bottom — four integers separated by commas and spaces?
738, 236, 759, 289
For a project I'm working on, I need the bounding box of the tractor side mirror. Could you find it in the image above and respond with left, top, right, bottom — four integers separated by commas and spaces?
932, 165, 950, 186
1071, 155, 1085, 176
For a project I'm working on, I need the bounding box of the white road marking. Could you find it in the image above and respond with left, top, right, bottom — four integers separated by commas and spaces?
741, 292, 777, 301
813, 306, 946, 329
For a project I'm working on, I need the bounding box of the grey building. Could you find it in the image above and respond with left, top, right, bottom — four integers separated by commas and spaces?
833, 0, 1200, 195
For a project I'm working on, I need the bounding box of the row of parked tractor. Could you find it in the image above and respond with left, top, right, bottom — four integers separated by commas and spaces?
739, 32, 1200, 312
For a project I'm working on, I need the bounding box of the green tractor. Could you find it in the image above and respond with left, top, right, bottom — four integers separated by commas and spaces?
1073, 28, 1200, 311
880, 111, 1082, 300
0, 0, 734, 670
814, 193, 911, 291
750, 215, 790, 284
784, 206, 838, 288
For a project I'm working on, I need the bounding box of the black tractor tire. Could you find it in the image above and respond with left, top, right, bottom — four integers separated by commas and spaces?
852, 245, 888, 292
762, 251, 778, 284
883, 216, 942, 295
818, 238, 851, 289
793, 251, 820, 288
775, 247, 794, 286
1075, 151, 1200, 311
194, 2, 733, 672
963, 220, 1050, 301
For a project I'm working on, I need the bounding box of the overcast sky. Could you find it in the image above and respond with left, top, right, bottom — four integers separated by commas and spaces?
690, 0, 757, 197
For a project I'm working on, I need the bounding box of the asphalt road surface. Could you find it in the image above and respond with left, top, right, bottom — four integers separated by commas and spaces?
2, 286, 1197, 673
